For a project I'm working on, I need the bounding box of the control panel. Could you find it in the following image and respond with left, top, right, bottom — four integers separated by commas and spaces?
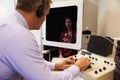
75, 49, 115, 80
52, 49, 115, 80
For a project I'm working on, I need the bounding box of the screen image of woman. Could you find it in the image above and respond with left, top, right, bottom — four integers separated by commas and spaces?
59, 17, 78, 58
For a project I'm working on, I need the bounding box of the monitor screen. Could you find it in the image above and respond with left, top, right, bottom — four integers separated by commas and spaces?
42, 0, 83, 50
46, 6, 77, 43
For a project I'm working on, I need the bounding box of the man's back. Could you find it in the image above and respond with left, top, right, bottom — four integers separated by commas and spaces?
0, 12, 25, 80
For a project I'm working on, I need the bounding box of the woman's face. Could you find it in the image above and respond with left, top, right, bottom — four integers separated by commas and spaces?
65, 18, 72, 29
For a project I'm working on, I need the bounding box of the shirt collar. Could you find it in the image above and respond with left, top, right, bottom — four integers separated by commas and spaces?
14, 11, 29, 29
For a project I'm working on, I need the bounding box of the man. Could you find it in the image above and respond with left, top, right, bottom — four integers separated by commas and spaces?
0, 0, 91, 80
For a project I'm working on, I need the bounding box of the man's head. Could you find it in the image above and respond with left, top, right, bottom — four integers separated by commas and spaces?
16, 0, 52, 30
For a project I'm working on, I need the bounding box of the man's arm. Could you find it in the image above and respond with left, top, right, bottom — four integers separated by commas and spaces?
5, 30, 91, 80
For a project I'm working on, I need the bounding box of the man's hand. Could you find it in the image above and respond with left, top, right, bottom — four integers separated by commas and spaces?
55, 56, 75, 70
75, 57, 92, 71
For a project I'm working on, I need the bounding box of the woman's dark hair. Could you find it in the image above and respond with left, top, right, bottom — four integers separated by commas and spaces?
64, 16, 76, 31
64, 17, 76, 43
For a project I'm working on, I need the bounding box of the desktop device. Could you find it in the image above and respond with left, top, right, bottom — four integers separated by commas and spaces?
52, 49, 115, 80
42, 0, 83, 50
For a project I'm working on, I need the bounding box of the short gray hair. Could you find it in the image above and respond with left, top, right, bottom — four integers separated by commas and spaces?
16, 0, 52, 12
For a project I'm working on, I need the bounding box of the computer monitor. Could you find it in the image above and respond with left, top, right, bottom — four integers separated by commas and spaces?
42, 0, 83, 50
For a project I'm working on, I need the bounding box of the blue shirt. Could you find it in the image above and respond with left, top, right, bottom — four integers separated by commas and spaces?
0, 11, 80, 80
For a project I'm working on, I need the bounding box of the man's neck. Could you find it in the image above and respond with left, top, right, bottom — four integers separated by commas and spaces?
17, 9, 36, 30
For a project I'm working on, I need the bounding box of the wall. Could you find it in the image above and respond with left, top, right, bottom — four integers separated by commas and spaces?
82, 0, 98, 49
83, 0, 98, 33
98, 0, 120, 38
0, 0, 16, 20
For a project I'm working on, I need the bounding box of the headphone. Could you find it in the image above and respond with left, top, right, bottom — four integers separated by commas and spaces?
36, 0, 45, 18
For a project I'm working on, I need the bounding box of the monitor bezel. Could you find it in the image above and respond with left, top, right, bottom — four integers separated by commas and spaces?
42, 0, 83, 50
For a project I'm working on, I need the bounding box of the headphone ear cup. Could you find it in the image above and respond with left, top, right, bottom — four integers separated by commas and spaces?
36, 6, 44, 18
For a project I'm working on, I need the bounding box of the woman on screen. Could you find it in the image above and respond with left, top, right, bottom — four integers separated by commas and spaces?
59, 17, 77, 58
